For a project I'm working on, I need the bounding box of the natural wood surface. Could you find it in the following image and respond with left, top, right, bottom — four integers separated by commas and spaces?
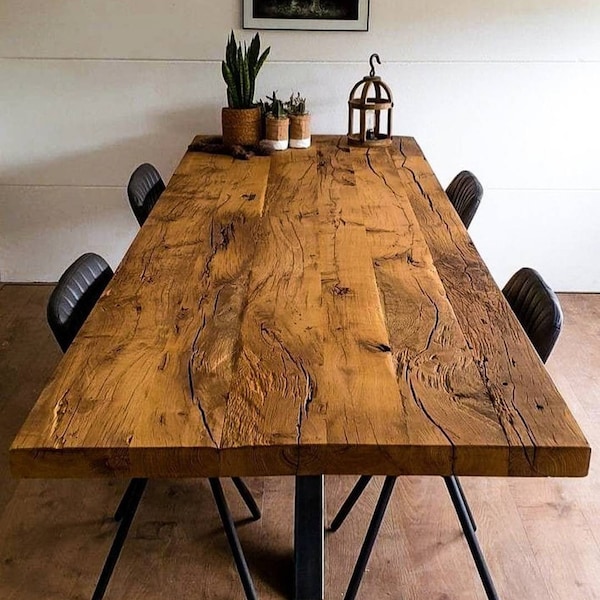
10, 136, 590, 479
2, 288, 599, 599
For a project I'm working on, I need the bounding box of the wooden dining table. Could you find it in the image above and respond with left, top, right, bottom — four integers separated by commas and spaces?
11, 135, 590, 599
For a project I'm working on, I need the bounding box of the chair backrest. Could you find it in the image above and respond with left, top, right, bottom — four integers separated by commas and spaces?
502, 267, 563, 363
127, 163, 165, 226
445, 170, 483, 229
47, 253, 114, 352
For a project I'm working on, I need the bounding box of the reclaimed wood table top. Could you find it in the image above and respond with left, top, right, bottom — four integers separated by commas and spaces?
10, 136, 590, 480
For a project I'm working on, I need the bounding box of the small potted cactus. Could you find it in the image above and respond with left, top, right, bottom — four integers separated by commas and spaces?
286, 92, 311, 149
221, 31, 270, 147
263, 91, 289, 151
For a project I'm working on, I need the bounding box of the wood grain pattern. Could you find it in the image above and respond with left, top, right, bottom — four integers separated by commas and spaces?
392, 137, 590, 476
10, 136, 590, 479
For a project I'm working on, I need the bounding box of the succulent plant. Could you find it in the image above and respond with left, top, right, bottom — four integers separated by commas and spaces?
221, 31, 270, 109
264, 91, 288, 119
286, 92, 308, 116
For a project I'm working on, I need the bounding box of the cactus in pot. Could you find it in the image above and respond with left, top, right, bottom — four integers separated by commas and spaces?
263, 91, 290, 151
286, 92, 311, 149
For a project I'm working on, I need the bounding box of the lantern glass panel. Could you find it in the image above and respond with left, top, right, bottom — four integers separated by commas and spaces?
366, 110, 376, 139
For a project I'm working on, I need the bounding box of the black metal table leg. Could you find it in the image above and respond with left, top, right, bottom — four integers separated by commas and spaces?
294, 475, 324, 600
344, 476, 396, 600
209, 478, 258, 600
92, 478, 147, 600
113, 479, 137, 522
231, 477, 262, 520
329, 475, 372, 532
450, 475, 477, 531
444, 476, 499, 600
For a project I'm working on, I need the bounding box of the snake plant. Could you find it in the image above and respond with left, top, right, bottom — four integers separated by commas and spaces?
221, 31, 270, 109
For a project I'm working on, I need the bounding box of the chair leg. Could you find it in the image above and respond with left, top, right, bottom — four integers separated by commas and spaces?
92, 478, 147, 600
444, 476, 500, 600
344, 476, 397, 600
449, 475, 477, 531
231, 477, 262, 521
330, 475, 373, 532
209, 478, 257, 600
113, 479, 138, 522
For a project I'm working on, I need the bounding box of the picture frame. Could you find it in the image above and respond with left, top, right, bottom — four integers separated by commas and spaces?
243, 0, 370, 31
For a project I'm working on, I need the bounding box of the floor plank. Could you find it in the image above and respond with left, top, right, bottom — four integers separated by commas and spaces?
0, 287, 598, 599
0, 284, 61, 511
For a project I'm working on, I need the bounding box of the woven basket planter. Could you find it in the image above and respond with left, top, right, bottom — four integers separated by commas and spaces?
221, 107, 262, 147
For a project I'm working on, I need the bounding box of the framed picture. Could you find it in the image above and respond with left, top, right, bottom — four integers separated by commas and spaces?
243, 0, 370, 31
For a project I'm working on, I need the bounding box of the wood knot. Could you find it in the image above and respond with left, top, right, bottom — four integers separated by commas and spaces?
331, 284, 351, 296
361, 341, 391, 353
242, 193, 256, 202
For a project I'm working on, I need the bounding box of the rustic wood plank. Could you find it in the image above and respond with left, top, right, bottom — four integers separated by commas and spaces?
300, 140, 449, 475
220, 148, 323, 476
11, 155, 271, 478
393, 137, 590, 476
355, 145, 509, 475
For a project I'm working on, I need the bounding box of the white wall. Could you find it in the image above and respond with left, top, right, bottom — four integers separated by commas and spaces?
1, 0, 599, 290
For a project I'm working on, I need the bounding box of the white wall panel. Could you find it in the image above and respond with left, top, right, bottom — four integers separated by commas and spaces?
1, 0, 599, 288
1, 1, 600, 62
3, 60, 598, 190
470, 190, 600, 293
0, 186, 138, 281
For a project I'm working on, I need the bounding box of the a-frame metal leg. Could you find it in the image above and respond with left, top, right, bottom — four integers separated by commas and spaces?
344, 476, 396, 600
329, 476, 372, 532
444, 476, 499, 600
113, 479, 137, 522
92, 478, 147, 600
448, 475, 477, 531
231, 477, 262, 521
209, 478, 258, 600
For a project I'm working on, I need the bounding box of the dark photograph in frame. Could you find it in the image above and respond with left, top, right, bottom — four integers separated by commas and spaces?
243, 0, 370, 31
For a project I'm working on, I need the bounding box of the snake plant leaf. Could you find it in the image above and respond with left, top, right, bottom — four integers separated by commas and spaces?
226, 31, 237, 71
255, 47, 270, 77
222, 61, 240, 108
247, 33, 260, 72
221, 30, 271, 109
242, 53, 251, 105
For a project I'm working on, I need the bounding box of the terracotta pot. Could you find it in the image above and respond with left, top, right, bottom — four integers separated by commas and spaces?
221, 107, 261, 147
289, 114, 311, 149
264, 115, 290, 151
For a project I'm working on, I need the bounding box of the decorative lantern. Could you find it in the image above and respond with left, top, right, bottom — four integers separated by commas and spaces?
347, 54, 394, 147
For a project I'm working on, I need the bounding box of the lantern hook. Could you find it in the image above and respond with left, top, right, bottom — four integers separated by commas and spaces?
369, 53, 381, 77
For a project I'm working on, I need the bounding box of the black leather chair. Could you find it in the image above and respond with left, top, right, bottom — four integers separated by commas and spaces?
502, 267, 563, 363
48, 253, 261, 600
446, 170, 483, 229
330, 267, 563, 600
47, 253, 114, 352
127, 163, 165, 226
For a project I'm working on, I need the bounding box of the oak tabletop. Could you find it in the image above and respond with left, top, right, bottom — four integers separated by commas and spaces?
10, 136, 590, 480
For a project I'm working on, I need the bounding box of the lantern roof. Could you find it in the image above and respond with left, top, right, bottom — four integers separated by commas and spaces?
348, 54, 394, 111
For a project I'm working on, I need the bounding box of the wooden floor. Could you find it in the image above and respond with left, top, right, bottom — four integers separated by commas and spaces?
0, 284, 598, 599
